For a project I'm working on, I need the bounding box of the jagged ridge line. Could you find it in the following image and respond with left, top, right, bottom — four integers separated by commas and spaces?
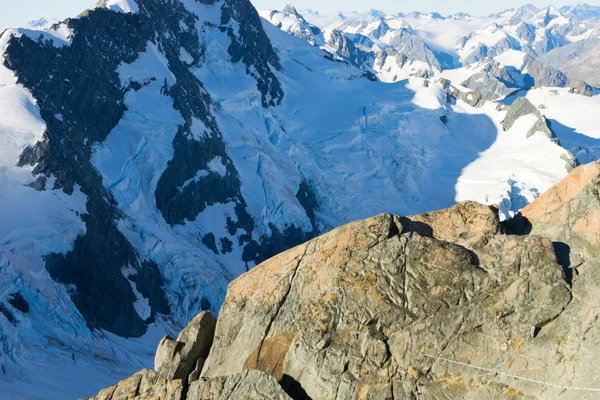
423, 354, 600, 392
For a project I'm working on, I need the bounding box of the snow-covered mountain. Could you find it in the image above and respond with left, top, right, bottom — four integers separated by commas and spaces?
457, 4, 600, 63
268, 4, 600, 82
260, 6, 442, 82
258, 5, 324, 46
1, 1, 600, 399
539, 38, 600, 87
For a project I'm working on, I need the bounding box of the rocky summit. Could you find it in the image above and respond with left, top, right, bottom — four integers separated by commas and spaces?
88, 160, 600, 399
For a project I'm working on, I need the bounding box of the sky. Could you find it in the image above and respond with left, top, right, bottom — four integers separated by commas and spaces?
1, 0, 600, 29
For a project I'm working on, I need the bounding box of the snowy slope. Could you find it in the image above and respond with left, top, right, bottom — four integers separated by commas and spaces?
453, 99, 572, 219
258, 5, 324, 46
0, 2, 599, 399
520, 87, 600, 164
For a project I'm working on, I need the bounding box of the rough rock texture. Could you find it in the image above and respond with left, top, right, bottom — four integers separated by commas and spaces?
461, 71, 517, 100
201, 204, 571, 399
451, 87, 486, 107
461, 60, 519, 101
188, 370, 292, 400
89, 369, 185, 400
502, 97, 563, 147
569, 80, 593, 97
526, 115, 556, 141
502, 97, 541, 131
326, 30, 372, 69
154, 312, 216, 385
88, 161, 600, 399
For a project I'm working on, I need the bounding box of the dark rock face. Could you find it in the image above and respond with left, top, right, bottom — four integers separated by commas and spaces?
1, 0, 302, 338
7, 292, 30, 314
327, 30, 372, 68
241, 222, 315, 267
5, 8, 161, 337
0, 303, 16, 325
295, 180, 318, 231
221, 0, 283, 107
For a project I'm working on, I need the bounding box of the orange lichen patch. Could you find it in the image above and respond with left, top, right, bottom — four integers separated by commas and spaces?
430, 285, 450, 295
573, 209, 600, 245
243, 331, 296, 381
355, 235, 373, 249
166, 379, 183, 391
364, 272, 377, 283
318, 293, 339, 306
357, 383, 371, 400
407, 367, 421, 379
504, 387, 524, 397
436, 374, 468, 389
227, 243, 308, 300
308, 301, 331, 331
342, 276, 369, 292
511, 331, 525, 350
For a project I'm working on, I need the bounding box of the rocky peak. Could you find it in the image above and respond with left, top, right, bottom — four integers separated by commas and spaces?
502, 97, 559, 141
282, 4, 301, 17
86, 160, 600, 398
509, 3, 541, 21
367, 9, 387, 20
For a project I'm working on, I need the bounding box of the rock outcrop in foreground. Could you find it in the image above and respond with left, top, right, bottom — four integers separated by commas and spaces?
89, 161, 600, 399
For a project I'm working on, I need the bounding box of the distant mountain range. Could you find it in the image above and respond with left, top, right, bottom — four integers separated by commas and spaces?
261, 4, 600, 87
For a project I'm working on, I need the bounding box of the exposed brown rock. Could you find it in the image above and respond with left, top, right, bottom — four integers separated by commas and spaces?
520, 160, 600, 261
88, 161, 600, 400
88, 369, 184, 400
200, 210, 569, 399
407, 201, 500, 249
187, 370, 292, 400
155, 312, 216, 384
243, 331, 296, 381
